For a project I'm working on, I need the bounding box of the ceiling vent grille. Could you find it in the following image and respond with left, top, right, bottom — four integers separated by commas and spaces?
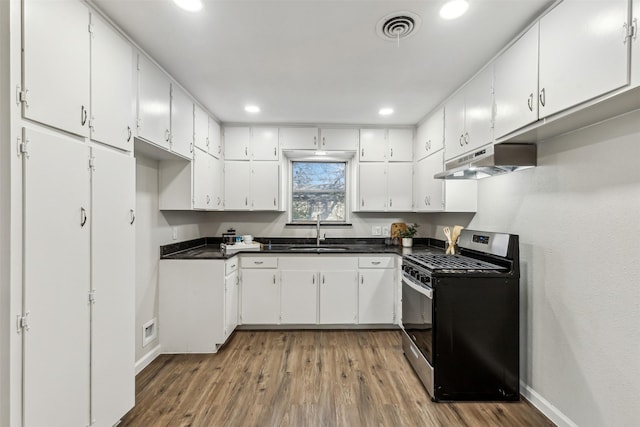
376, 12, 421, 42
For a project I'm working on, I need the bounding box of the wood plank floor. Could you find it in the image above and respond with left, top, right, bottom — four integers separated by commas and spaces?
120, 330, 554, 427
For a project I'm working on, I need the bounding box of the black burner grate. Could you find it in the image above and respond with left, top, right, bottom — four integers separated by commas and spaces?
406, 254, 506, 272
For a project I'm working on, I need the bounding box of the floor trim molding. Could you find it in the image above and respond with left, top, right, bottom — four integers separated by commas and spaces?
135, 345, 161, 375
520, 381, 577, 427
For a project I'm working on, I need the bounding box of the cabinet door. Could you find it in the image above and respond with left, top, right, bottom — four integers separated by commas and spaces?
494, 23, 539, 139
359, 129, 387, 161
138, 55, 171, 149
280, 271, 317, 324
415, 109, 443, 160
358, 163, 387, 211
251, 127, 279, 160
463, 66, 494, 153
90, 13, 134, 151
414, 153, 444, 212
359, 270, 395, 324
388, 129, 413, 161
194, 104, 209, 152
23, 129, 90, 427
251, 162, 279, 210
444, 91, 466, 160
224, 127, 250, 160
193, 148, 214, 210
224, 270, 239, 337
387, 163, 413, 211
319, 271, 357, 324
23, 0, 90, 137
208, 117, 222, 158
224, 161, 251, 210
211, 155, 225, 210
170, 85, 194, 158
241, 270, 280, 324
320, 128, 358, 150
90, 147, 135, 427
632, 0, 640, 88
539, 0, 629, 118
279, 127, 319, 149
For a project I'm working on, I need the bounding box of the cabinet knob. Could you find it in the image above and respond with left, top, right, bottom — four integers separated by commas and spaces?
527, 93, 534, 112
129, 209, 135, 225
539, 88, 546, 107
81, 105, 87, 126
80, 207, 87, 227
390, 148, 393, 157
127, 126, 132, 142
322, 136, 326, 146
165, 129, 170, 142
361, 148, 365, 157
313, 136, 317, 146
459, 134, 464, 147
464, 132, 469, 144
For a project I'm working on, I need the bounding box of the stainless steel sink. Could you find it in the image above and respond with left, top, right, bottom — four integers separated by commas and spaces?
288, 246, 349, 252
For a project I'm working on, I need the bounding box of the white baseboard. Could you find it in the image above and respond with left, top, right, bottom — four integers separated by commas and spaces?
520, 381, 577, 427
135, 344, 161, 375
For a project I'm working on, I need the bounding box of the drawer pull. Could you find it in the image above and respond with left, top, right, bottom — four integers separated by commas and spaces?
254, 261, 264, 265
371, 261, 381, 265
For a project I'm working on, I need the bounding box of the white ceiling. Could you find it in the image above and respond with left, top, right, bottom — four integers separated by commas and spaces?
92, 0, 553, 126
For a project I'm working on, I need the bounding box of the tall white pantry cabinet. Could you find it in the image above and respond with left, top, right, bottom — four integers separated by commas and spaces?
15, 0, 137, 426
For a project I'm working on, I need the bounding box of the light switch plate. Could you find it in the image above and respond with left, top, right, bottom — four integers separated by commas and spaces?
372, 226, 381, 236
382, 226, 389, 236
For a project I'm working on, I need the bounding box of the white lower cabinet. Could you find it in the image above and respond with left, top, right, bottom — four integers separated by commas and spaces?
358, 257, 396, 324
240, 258, 280, 324
22, 128, 134, 427
319, 270, 358, 324
159, 260, 227, 353
280, 270, 318, 324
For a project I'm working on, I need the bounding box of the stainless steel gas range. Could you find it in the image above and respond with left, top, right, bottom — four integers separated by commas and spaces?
401, 229, 520, 402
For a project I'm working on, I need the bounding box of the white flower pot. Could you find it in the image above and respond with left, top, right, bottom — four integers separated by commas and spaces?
402, 237, 413, 248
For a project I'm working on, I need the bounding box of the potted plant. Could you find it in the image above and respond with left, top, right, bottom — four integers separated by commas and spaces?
399, 223, 419, 247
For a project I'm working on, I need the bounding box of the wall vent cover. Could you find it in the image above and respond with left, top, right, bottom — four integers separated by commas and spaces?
376, 11, 421, 41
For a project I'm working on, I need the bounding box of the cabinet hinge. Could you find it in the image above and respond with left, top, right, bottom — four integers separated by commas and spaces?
88, 23, 94, 35
624, 19, 637, 43
88, 290, 96, 305
18, 137, 29, 158
17, 312, 30, 333
89, 157, 96, 171
16, 86, 28, 107
88, 118, 94, 130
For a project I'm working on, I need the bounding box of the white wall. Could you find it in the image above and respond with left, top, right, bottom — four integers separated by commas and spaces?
134, 156, 204, 362
468, 111, 640, 427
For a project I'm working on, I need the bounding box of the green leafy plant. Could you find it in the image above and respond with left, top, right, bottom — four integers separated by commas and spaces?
399, 223, 419, 238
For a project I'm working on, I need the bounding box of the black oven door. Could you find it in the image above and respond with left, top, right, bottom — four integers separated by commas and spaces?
401, 275, 433, 366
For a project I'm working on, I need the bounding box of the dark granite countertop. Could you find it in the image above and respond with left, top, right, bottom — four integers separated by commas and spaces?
161, 237, 446, 260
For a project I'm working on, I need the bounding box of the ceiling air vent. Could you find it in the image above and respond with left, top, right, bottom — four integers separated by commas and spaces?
376, 11, 421, 42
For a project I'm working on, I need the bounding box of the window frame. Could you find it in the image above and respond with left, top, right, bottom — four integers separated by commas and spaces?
288, 159, 351, 224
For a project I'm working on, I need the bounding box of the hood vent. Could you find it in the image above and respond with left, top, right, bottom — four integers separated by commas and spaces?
434, 143, 537, 180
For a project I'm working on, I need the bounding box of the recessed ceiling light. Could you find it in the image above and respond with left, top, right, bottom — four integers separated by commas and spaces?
244, 105, 260, 113
440, 0, 469, 20
173, 0, 203, 12
379, 108, 394, 116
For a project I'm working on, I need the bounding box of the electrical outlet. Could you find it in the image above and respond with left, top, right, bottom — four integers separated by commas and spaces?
172, 226, 178, 240
382, 226, 389, 236
372, 226, 381, 236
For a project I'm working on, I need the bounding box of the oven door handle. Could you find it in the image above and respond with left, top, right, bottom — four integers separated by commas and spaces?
402, 274, 433, 299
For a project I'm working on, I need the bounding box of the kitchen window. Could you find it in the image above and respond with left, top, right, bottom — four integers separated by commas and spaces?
291, 161, 347, 223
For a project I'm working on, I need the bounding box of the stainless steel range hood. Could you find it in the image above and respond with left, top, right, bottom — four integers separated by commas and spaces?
434, 143, 537, 180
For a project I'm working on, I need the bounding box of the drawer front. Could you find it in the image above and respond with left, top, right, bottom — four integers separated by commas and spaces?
225, 258, 239, 275
241, 256, 278, 269
358, 256, 395, 269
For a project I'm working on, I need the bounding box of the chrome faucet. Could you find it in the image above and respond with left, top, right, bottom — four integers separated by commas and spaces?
316, 215, 325, 247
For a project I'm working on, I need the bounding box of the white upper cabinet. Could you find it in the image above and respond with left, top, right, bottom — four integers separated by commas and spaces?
224, 127, 251, 160
279, 127, 319, 150
358, 163, 387, 211
137, 55, 171, 149
415, 108, 444, 161
251, 162, 280, 210
193, 147, 214, 210
194, 104, 209, 152
251, 127, 279, 160
208, 118, 222, 158
23, 0, 90, 137
170, 84, 194, 159
90, 13, 134, 151
387, 163, 413, 211
632, 0, 640, 87
387, 129, 413, 162
538, 0, 629, 118
319, 128, 359, 151
359, 129, 387, 161
494, 23, 539, 139
211, 155, 224, 209
444, 66, 493, 160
